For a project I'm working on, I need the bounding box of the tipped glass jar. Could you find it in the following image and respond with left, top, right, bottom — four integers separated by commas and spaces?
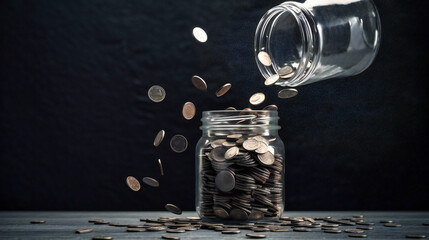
255, 0, 381, 87
195, 110, 285, 221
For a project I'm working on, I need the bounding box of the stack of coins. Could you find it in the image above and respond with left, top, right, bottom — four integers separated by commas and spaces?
197, 112, 284, 221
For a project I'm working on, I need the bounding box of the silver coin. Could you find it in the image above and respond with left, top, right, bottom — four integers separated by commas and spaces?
224, 147, 239, 160
192, 27, 208, 43
148, 85, 166, 103
191, 75, 207, 91
257, 152, 275, 166
278, 66, 294, 78
215, 170, 235, 192
278, 88, 298, 99
249, 93, 265, 105
158, 159, 164, 176
210, 147, 227, 162
257, 51, 272, 66
170, 135, 188, 153
264, 74, 279, 86
154, 130, 165, 147
142, 177, 160, 187
255, 142, 268, 154
243, 139, 260, 151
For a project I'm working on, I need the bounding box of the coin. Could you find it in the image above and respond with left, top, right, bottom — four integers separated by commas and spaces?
167, 229, 186, 233
216, 83, 232, 97
257, 51, 272, 66
264, 74, 279, 86
353, 215, 364, 218
384, 223, 401, 227
142, 177, 159, 187
345, 229, 364, 234
324, 229, 342, 233
75, 228, 93, 234
406, 235, 427, 239
127, 228, 146, 232
154, 130, 165, 147
94, 220, 109, 224
249, 93, 265, 105
165, 204, 182, 215
263, 105, 278, 111
257, 152, 275, 165
278, 88, 298, 99
226, 107, 236, 110
192, 27, 208, 43
243, 139, 259, 151
215, 170, 235, 192
246, 233, 266, 238
357, 226, 373, 230
278, 66, 294, 78
126, 176, 141, 191
148, 85, 166, 103
92, 236, 113, 240
30, 220, 45, 224
222, 230, 241, 234
158, 159, 164, 176
170, 135, 188, 153
162, 235, 180, 240
293, 227, 311, 232
380, 220, 393, 223
214, 207, 229, 219
191, 75, 207, 91
147, 226, 167, 231
182, 102, 196, 120
109, 223, 127, 227
224, 147, 239, 160
348, 234, 368, 238
230, 208, 249, 220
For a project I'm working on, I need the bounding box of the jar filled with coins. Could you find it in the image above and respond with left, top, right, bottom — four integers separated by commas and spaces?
196, 110, 285, 222
255, 0, 381, 87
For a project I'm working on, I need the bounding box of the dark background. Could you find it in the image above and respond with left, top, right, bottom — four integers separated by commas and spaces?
1, 0, 428, 211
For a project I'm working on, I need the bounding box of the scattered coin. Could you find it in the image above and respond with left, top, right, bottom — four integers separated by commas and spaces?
162, 235, 180, 240
293, 227, 311, 232
191, 75, 207, 91
192, 27, 208, 43
30, 220, 45, 224
170, 135, 188, 153
215, 170, 235, 192
348, 234, 368, 238
127, 227, 146, 232
148, 85, 166, 103
384, 223, 401, 227
93, 220, 109, 225
252, 227, 270, 232
109, 223, 127, 227
356, 222, 374, 226
246, 233, 266, 238
154, 130, 165, 147
406, 235, 427, 239
182, 102, 196, 120
167, 229, 186, 233
142, 177, 159, 187
165, 204, 182, 215
263, 105, 278, 111
92, 236, 113, 240
324, 229, 342, 233
278, 66, 294, 78
249, 93, 266, 105
158, 159, 164, 176
222, 230, 241, 234
126, 176, 141, 191
357, 226, 373, 230
76, 228, 93, 234
278, 88, 298, 99
216, 83, 232, 97
271, 228, 289, 232
345, 229, 364, 234
264, 74, 279, 86
257, 51, 272, 66
147, 226, 167, 231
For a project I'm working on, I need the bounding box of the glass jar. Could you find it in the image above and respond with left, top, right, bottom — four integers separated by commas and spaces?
195, 110, 285, 222
255, 0, 381, 87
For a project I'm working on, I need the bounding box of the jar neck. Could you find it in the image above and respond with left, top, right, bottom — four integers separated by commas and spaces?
254, 2, 319, 87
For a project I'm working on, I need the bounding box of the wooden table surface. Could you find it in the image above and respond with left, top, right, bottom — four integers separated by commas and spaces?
1, 211, 428, 239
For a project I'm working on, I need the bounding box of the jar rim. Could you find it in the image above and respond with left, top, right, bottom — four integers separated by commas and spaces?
200, 110, 280, 131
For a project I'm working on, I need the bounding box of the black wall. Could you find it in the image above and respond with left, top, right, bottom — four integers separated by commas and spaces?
1, 0, 428, 211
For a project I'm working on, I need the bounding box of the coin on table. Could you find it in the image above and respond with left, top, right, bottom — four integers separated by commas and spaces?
345, 229, 364, 234
278, 88, 298, 99
126, 176, 141, 191
92, 237, 113, 240
76, 228, 93, 234
406, 235, 427, 239
243, 139, 260, 151
264, 74, 279, 86
182, 102, 196, 120
158, 159, 164, 176
224, 147, 239, 160
246, 233, 266, 238
167, 229, 186, 233
215, 170, 235, 192
263, 105, 278, 111
348, 234, 368, 238
154, 130, 165, 147
384, 223, 401, 227
30, 220, 45, 224
148, 85, 166, 103
165, 204, 182, 215
142, 177, 159, 187
357, 226, 373, 230
192, 27, 208, 43
293, 227, 311, 232
278, 66, 294, 78
324, 229, 342, 233
191, 75, 207, 91
257, 51, 272, 66
222, 230, 241, 234
162, 235, 180, 240
127, 228, 146, 232
249, 93, 265, 105
170, 135, 188, 153
216, 83, 232, 97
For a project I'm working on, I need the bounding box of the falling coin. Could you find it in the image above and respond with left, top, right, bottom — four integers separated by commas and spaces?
216, 83, 232, 97
192, 27, 208, 43
142, 177, 160, 187
263, 105, 278, 111
154, 130, 165, 147
126, 176, 141, 191
148, 85, 166, 103
182, 102, 196, 120
76, 228, 93, 234
191, 75, 207, 91
158, 159, 164, 176
170, 135, 188, 153
278, 66, 294, 78
264, 74, 279, 86
215, 170, 235, 192
278, 88, 298, 99
165, 204, 182, 215
257, 51, 272, 66
249, 93, 265, 105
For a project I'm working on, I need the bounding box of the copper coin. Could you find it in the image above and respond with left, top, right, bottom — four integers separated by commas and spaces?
264, 74, 279, 86
257, 51, 272, 66
191, 75, 207, 91
249, 93, 265, 105
154, 130, 165, 147
216, 83, 232, 97
126, 176, 141, 191
182, 102, 196, 120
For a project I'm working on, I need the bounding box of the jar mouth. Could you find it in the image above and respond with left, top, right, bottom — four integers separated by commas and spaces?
201, 110, 280, 131
255, 2, 317, 87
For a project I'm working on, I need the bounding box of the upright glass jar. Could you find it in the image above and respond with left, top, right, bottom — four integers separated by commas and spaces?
195, 110, 285, 222
255, 0, 381, 87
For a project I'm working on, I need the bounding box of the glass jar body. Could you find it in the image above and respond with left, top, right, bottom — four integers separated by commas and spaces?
255, 0, 381, 87
195, 111, 285, 222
